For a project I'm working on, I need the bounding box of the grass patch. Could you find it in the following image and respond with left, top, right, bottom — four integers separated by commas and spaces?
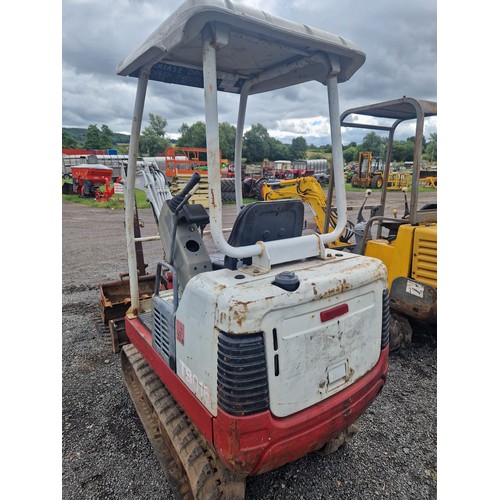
62, 182, 256, 209
62, 181, 152, 209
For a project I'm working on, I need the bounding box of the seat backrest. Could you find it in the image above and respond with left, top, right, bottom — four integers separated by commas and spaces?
224, 200, 304, 270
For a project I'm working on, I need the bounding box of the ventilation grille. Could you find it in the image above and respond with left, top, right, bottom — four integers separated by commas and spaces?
412, 236, 437, 288
217, 331, 269, 416
152, 296, 176, 369
381, 289, 390, 349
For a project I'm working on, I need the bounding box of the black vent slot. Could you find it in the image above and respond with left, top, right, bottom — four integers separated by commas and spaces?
381, 289, 390, 349
154, 308, 170, 355
217, 331, 269, 416
152, 296, 176, 370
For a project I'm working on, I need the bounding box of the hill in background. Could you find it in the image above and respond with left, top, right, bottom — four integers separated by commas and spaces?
63, 127, 131, 146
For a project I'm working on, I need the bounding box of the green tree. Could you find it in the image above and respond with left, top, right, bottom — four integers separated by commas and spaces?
403, 138, 416, 161
290, 136, 308, 160
361, 131, 384, 156
83, 125, 101, 149
390, 140, 414, 162
177, 121, 207, 148
391, 141, 404, 162
219, 122, 236, 161
99, 124, 114, 150
309, 153, 327, 160
243, 123, 271, 163
425, 132, 437, 162
62, 129, 79, 149
140, 114, 170, 156
83, 124, 117, 150
176, 121, 238, 160
342, 145, 359, 164
268, 137, 291, 161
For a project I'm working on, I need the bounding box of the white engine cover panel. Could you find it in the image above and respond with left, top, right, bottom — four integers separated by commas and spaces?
175, 252, 387, 417
262, 285, 381, 417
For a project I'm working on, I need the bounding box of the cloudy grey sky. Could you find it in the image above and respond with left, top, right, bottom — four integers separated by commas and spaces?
62, 0, 437, 146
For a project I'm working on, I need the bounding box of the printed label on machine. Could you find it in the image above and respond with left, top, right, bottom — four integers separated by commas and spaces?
179, 359, 211, 406
176, 319, 185, 345
406, 280, 424, 298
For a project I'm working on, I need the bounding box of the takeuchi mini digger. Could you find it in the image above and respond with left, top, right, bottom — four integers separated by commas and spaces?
110, 1, 389, 497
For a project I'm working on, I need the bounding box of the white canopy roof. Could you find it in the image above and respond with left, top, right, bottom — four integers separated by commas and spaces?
117, 0, 365, 95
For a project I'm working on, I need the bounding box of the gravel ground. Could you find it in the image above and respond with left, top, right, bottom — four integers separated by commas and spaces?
62, 191, 437, 500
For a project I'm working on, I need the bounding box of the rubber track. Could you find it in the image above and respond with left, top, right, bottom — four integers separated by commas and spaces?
121, 344, 246, 499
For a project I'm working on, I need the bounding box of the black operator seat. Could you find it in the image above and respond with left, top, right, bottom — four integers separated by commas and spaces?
220, 200, 305, 270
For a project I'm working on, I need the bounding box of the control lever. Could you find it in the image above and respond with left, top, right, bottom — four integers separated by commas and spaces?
402, 186, 410, 219
167, 172, 202, 213
356, 189, 372, 223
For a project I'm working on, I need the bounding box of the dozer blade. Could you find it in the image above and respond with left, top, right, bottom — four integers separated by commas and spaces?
99, 273, 157, 324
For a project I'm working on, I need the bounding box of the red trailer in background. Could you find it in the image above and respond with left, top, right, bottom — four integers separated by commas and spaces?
63, 164, 118, 201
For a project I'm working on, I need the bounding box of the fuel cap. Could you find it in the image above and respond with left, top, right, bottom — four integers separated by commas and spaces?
273, 271, 299, 291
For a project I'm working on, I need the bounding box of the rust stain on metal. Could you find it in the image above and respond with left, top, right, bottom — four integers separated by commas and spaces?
233, 300, 252, 310
341, 278, 351, 292
317, 237, 323, 254
235, 312, 244, 327
210, 188, 216, 208
312, 284, 344, 301
310, 275, 358, 301
229, 299, 260, 328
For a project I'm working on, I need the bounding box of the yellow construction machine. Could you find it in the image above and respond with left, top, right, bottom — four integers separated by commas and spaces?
264, 98, 438, 350
261, 176, 355, 249
341, 97, 437, 349
350, 151, 385, 188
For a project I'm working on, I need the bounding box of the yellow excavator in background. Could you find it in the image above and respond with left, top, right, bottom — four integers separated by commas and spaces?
341, 97, 437, 349
261, 176, 355, 249
262, 97, 437, 351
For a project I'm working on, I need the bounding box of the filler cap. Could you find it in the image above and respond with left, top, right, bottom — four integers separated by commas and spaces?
273, 271, 299, 292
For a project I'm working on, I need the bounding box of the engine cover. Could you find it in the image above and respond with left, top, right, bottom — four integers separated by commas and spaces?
174, 252, 387, 417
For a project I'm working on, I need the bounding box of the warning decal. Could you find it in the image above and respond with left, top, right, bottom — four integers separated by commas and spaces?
176, 320, 185, 346
406, 280, 425, 298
